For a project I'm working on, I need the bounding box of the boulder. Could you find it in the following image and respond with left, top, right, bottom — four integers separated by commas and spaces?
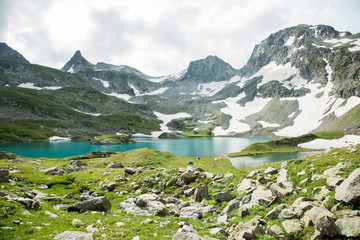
54, 231, 93, 240
228, 215, 265, 240
172, 232, 202, 240
303, 206, 337, 237
335, 168, 360, 205
251, 186, 274, 205
269, 181, 297, 198
68, 196, 111, 212
124, 167, 136, 175
276, 169, 289, 183
213, 191, 233, 202
222, 199, 240, 214
336, 217, 360, 237
179, 205, 203, 219
0, 168, 9, 182
43, 167, 58, 175
192, 184, 209, 202
282, 220, 302, 234
278, 207, 303, 219
107, 161, 124, 168
12, 197, 40, 209
237, 178, 257, 195
119, 194, 166, 216
264, 167, 277, 175
266, 224, 285, 239
181, 170, 197, 184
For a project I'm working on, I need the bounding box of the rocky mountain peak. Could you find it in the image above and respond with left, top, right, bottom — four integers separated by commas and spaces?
61, 50, 93, 73
0, 42, 30, 64
180, 55, 237, 83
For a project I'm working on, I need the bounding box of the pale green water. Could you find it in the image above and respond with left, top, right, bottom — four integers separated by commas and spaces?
0, 137, 319, 168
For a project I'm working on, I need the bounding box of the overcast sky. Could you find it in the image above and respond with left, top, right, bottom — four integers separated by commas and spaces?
1, 0, 360, 76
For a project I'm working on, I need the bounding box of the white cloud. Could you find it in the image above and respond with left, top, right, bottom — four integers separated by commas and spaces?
0, 0, 359, 76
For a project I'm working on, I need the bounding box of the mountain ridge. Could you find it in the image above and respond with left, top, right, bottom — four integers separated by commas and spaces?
1, 24, 360, 141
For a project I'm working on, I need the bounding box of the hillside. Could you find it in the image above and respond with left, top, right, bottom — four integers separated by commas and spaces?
0, 145, 360, 239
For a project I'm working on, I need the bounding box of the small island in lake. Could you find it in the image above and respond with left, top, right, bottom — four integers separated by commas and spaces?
90, 134, 136, 145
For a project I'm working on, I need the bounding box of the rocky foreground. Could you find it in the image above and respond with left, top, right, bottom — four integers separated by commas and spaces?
0, 146, 359, 239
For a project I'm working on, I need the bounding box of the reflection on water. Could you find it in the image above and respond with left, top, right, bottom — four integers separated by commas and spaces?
229, 151, 322, 169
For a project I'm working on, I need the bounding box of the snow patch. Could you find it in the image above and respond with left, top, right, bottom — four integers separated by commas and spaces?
196, 81, 228, 96
258, 121, 280, 128
72, 109, 102, 116
213, 94, 272, 136
298, 135, 360, 150
105, 92, 133, 101
93, 77, 109, 88
68, 65, 75, 73
288, 112, 296, 118
151, 112, 191, 137
334, 96, 360, 117
49, 136, 71, 142
17, 83, 62, 90
285, 36, 295, 46
348, 39, 360, 52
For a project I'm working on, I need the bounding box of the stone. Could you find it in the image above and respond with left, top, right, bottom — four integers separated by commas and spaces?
336, 217, 360, 237
12, 197, 40, 209
142, 218, 153, 224
107, 161, 124, 168
327, 175, 344, 190
276, 169, 289, 183
43, 167, 58, 175
311, 174, 325, 181
222, 199, 240, 214
119, 194, 166, 216
297, 170, 306, 177
100, 181, 117, 192
213, 191, 233, 202
251, 186, 274, 205
224, 172, 234, 179
335, 168, 360, 205
68, 196, 112, 212
54, 231, 94, 240
192, 184, 209, 202
172, 232, 202, 240
0, 168, 10, 182
217, 214, 228, 225
264, 167, 278, 175
86, 224, 99, 232
266, 224, 285, 239
166, 177, 177, 187
269, 182, 297, 199
124, 167, 136, 175
179, 205, 203, 220
45, 210, 58, 218
246, 170, 261, 178
313, 186, 331, 201
228, 215, 265, 240
278, 207, 303, 219
282, 219, 302, 234
237, 178, 257, 194
303, 206, 337, 237
181, 170, 197, 184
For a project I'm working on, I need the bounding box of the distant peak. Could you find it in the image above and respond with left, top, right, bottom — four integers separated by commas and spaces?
61, 50, 93, 73
0, 42, 30, 64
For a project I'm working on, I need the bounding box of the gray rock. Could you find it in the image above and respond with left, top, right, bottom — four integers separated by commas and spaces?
179, 205, 203, 220
228, 215, 265, 240
335, 168, 360, 205
282, 219, 302, 234
54, 231, 93, 240
0, 168, 9, 182
68, 196, 111, 212
62, 165, 82, 174
251, 186, 274, 205
43, 167, 58, 175
217, 214, 228, 225
313, 186, 331, 201
119, 194, 166, 216
336, 217, 360, 237
213, 191, 233, 202
12, 197, 40, 209
100, 181, 117, 192
124, 167, 136, 175
107, 161, 124, 168
269, 181, 297, 198
181, 170, 197, 184
264, 167, 278, 175
303, 206, 337, 237
192, 184, 209, 202
279, 207, 303, 219
222, 199, 240, 214
45, 210, 58, 218
172, 232, 202, 240
237, 178, 257, 194
266, 224, 285, 239
246, 170, 261, 178
276, 169, 289, 183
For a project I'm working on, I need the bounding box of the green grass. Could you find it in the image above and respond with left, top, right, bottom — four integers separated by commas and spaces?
91, 134, 135, 144
1, 143, 360, 239
228, 131, 344, 157
184, 127, 214, 137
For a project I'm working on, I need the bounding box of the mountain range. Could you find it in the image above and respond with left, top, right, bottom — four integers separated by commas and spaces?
0, 24, 360, 142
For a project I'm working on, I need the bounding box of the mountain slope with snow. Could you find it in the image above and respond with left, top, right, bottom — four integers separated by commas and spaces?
1, 24, 359, 140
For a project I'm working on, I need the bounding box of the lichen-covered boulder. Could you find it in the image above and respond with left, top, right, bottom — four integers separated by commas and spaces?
335, 168, 360, 205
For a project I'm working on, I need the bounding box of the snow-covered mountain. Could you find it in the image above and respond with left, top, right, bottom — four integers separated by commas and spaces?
1, 24, 360, 139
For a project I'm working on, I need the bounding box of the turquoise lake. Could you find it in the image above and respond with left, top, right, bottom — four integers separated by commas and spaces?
0, 137, 320, 168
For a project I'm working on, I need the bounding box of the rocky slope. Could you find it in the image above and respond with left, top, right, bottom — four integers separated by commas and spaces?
0, 144, 360, 239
